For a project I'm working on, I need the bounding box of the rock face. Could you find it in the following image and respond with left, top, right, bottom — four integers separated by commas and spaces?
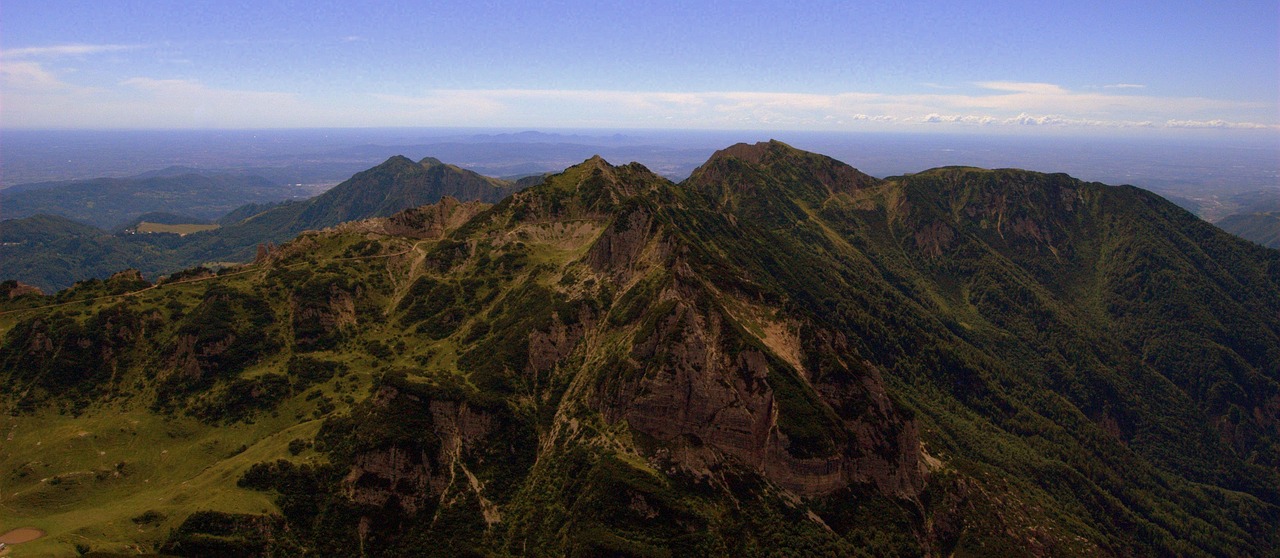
345, 442, 435, 512
333, 196, 490, 239
107, 269, 147, 284
592, 241, 925, 500
167, 331, 234, 383
341, 385, 497, 514
612, 302, 909, 498
585, 205, 656, 279
290, 282, 358, 349
324, 376, 523, 551
1, 281, 44, 299
571, 149, 928, 501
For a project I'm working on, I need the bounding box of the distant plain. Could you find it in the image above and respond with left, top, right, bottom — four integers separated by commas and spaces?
4, 129, 1276, 205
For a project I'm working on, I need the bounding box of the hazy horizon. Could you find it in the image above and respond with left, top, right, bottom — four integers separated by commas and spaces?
3, 2, 1276, 133
3, 129, 1275, 218
3, 2, 1275, 217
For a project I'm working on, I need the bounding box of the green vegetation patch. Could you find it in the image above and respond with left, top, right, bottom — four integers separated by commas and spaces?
156, 284, 279, 406
136, 222, 221, 235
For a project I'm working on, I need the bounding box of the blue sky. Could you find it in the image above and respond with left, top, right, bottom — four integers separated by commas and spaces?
2, 0, 1276, 133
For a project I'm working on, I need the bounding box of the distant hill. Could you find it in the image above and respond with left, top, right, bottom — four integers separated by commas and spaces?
217, 201, 290, 225
0, 172, 309, 229
283, 156, 512, 230
1153, 187, 1280, 222
0, 156, 519, 291
175, 155, 517, 263
0, 214, 187, 292
1228, 189, 1280, 213
1211, 189, 1280, 247
2, 142, 1277, 556
1217, 212, 1280, 248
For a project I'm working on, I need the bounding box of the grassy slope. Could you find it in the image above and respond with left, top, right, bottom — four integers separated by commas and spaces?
135, 223, 221, 235
0, 233, 413, 555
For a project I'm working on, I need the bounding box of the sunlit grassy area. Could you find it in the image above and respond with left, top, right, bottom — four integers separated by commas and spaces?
135, 223, 221, 236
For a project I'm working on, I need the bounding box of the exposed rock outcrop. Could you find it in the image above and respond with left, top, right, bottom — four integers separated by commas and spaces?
340, 384, 499, 516
599, 280, 926, 499
334, 196, 490, 239
3, 281, 45, 299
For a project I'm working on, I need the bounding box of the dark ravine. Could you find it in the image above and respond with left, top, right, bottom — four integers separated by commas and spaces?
1, 141, 1278, 557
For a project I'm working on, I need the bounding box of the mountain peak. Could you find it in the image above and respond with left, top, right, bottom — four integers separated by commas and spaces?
706, 139, 795, 165
380, 155, 416, 167
687, 140, 880, 206
498, 154, 670, 222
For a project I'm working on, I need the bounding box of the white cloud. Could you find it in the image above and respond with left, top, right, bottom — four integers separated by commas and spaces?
3, 70, 1274, 130
1, 40, 1270, 131
921, 113, 996, 125
1, 43, 141, 58
1164, 119, 1272, 129
3, 77, 322, 128
362, 87, 1274, 131
0, 61, 68, 90
0, 43, 145, 96
975, 81, 1071, 95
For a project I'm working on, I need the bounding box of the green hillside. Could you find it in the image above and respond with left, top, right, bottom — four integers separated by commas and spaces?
0, 215, 191, 294
1, 142, 1277, 557
0, 173, 289, 230
1216, 212, 1280, 248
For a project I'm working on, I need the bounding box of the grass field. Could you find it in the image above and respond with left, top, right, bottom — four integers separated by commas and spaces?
0, 400, 331, 555
0, 234, 393, 555
135, 222, 220, 236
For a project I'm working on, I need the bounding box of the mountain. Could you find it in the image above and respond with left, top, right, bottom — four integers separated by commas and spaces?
0, 172, 308, 230
225, 156, 513, 230
217, 201, 291, 225
0, 157, 519, 291
1, 142, 1278, 557
1217, 212, 1280, 248
0, 214, 190, 293
1197, 189, 1280, 248
177, 155, 519, 264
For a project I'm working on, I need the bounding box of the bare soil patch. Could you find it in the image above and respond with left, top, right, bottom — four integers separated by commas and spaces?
0, 527, 45, 544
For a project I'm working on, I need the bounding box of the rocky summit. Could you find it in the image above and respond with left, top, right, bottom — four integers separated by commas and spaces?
1, 141, 1278, 557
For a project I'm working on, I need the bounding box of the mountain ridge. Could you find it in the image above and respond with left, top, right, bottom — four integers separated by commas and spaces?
1, 141, 1277, 556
